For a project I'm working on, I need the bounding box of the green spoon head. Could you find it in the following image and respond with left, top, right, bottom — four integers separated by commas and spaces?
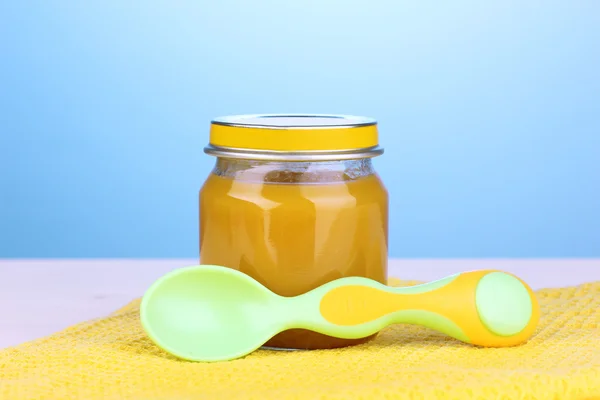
140, 265, 279, 362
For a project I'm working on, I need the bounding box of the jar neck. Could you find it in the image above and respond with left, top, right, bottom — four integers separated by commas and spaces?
212, 158, 376, 184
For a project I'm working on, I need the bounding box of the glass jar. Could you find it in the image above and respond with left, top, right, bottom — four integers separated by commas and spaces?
199, 114, 388, 350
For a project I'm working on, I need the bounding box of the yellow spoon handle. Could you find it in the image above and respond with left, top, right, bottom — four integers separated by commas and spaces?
318, 270, 540, 347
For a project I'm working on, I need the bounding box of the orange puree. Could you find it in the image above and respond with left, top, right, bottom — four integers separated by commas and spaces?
199, 170, 388, 349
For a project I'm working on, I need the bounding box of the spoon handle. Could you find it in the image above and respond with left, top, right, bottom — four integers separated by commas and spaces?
314, 270, 539, 347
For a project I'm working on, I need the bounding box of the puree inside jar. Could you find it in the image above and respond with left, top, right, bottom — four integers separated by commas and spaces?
199, 162, 388, 349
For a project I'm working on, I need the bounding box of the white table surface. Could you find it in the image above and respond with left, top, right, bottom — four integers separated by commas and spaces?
0, 258, 598, 350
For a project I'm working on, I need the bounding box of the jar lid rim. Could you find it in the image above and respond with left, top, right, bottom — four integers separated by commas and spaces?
211, 114, 376, 130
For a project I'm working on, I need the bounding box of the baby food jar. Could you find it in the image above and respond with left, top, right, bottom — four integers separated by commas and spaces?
199, 114, 388, 350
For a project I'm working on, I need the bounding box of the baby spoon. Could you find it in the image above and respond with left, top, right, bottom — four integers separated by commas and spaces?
140, 265, 540, 362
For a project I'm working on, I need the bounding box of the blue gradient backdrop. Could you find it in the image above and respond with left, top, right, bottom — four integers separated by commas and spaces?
1, 1, 599, 258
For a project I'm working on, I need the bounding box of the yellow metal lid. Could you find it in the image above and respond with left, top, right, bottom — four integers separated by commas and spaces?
205, 114, 383, 161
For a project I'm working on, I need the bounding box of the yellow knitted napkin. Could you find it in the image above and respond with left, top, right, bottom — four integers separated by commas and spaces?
1, 279, 599, 400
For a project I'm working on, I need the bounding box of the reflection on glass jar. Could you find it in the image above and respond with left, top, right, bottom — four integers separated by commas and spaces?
199, 115, 388, 350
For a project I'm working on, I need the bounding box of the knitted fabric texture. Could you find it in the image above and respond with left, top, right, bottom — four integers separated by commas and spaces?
1, 279, 599, 400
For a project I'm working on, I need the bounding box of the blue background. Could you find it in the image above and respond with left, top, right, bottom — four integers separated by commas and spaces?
1, 1, 599, 258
